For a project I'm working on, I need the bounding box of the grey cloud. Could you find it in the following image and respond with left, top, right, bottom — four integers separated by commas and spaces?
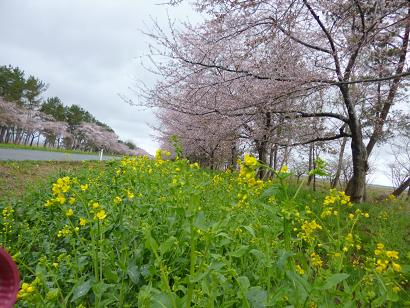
0, 0, 198, 155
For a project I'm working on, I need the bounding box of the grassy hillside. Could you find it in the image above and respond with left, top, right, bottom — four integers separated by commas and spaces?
0, 157, 409, 307
0, 143, 102, 155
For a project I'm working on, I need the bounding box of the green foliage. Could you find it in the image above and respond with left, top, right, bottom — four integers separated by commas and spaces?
169, 135, 183, 159
0, 158, 409, 307
0, 65, 47, 107
40, 97, 66, 121
309, 158, 328, 177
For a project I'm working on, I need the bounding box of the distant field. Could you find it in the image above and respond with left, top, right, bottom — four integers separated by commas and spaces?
0, 161, 99, 200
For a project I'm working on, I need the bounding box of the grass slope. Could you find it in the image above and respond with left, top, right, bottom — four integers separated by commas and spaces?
0, 143, 105, 156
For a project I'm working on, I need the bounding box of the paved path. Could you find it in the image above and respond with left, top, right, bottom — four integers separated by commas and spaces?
0, 148, 119, 161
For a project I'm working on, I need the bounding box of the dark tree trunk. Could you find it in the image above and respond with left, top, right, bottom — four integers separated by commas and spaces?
256, 140, 268, 179
343, 83, 368, 203
209, 149, 215, 170
331, 136, 347, 188
30, 134, 36, 146
392, 177, 410, 197
5, 128, 12, 143
273, 145, 278, 170
307, 143, 314, 186
230, 144, 238, 170
0, 126, 7, 143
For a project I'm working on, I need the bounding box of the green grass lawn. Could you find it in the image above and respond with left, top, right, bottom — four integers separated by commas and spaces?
0, 158, 409, 307
0, 143, 105, 156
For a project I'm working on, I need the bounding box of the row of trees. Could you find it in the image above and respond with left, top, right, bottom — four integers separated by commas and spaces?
0, 65, 147, 155
141, 0, 410, 201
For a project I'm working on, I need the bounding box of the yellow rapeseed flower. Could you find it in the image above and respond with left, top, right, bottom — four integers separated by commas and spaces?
279, 165, 289, 173
127, 191, 135, 199
79, 218, 87, 226
310, 252, 323, 268
65, 208, 74, 217
17, 282, 35, 299
95, 210, 107, 221
55, 195, 66, 205
80, 184, 89, 191
190, 162, 200, 169
392, 262, 401, 272
386, 250, 399, 260
114, 196, 122, 205
295, 264, 305, 275
243, 154, 258, 167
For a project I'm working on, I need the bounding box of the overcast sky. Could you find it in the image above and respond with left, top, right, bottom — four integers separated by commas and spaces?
0, 0, 199, 155
0, 1, 399, 186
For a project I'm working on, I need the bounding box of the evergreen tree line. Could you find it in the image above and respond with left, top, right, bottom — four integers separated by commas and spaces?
0, 65, 142, 155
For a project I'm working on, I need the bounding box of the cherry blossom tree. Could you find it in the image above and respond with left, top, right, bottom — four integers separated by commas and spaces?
144, 0, 409, 202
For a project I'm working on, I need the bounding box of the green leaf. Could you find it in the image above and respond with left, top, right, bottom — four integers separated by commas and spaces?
127, 265, 140, 285
71, 279, 93, 302
92, 281, 111, 298
277, 250, 293, 271
237, 276, 250, 290
152, 291, 174, 308
322, 273, 350, 290
159, 236, 177, 255
193, 211, 208, 231
285, 270, 311, 293
243, 225, 256, 237
45, 288, 60, 301
145, 230, 158, 252
229, 245, 249, 258
190, 270, 210, 283
250, 249, 264, 259
260, 185, 279, 199
246, 287, 267, 308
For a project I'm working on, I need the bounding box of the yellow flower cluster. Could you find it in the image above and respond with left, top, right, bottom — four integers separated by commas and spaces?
321, 189, 354, 218
2, 206, 14, 235
45, 176, 77, 207
190, 162, 200, 169
374, 243, 401, 273
94, 209, 107, 221
297, 220, 322, 243
52, 176, 71, 195
342, 232, 361, 252
114, 196, 122, 205
155, 149, 171, 163
310, 252, 323, 268
279, 165, 289, 174
238, 155, 263, 190
18, 277, 41, 300
57, 224, 78, 238
323, 189, 352, 206
18, 282, 35, 299
79, 217, 87, 226
127, 190, 135, 199
65, 208, 74, 217
295, 264, 305, 275
239, 154, 258, 180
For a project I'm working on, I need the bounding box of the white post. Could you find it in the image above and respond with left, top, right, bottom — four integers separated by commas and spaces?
99, 149, 104, 161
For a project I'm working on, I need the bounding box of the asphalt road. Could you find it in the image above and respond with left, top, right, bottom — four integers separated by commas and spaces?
0, 148, 118, 161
